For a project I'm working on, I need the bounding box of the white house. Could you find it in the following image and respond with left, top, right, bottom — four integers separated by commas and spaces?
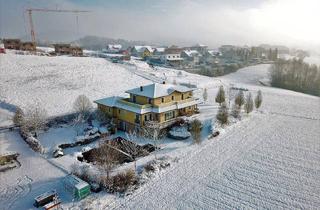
181, 50, 201, 65
105, 44, 122, 53
161, 47, 184, 67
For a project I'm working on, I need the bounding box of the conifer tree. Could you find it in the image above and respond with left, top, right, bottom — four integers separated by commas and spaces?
235, 90, 245, 108
244, 93, 254, 114
255, 90, 263, 109
215, 86, 225, 105
203, 88, 208, 103
13, 107, 24, 126
216, 102, 229, 125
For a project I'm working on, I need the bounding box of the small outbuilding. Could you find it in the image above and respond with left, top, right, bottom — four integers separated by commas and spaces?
63, 174, 90, 200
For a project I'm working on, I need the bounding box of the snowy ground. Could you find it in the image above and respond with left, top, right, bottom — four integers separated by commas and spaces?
0, 54, 319, 209
0, 53, 150, 117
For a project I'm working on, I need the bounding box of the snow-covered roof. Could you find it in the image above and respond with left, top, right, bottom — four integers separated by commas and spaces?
207, 49, 221, 56
167, 57, 184, 61
64, 174, 89, 190
126, 83, 195, 98
95, 95, 201, 114
134, 46, 154, 53
183, 50, 200, 57
95, 96, 124, 107
154, 47, 165, 52
107, 44, 122, 50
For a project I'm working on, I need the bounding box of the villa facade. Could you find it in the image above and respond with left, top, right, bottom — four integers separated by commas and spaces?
95, 83, 200, 132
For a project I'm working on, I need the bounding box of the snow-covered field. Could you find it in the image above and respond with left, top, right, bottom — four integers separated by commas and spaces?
0, 53, 150, 117
0, 53, 319, 209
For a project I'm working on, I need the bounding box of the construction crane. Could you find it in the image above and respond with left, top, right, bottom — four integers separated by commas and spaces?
26, 8, 90, 44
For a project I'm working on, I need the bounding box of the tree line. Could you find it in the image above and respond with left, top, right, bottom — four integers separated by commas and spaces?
270, 58, 320, 96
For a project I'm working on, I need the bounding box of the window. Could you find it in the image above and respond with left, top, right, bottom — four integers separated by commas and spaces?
172, 95, 174, 101
118, 109, 121, 114
181, 94, 184, 100
133, 95, 136, 103
173, 55, 175, 58
148, 98, 152, 104
135, 114, 140, 123
161, 98, 164, 103
165, 111, 175, 121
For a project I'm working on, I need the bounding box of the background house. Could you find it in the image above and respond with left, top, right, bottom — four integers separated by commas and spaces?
105, 44, 122, 53
181, 50, 201, 66
3, 39, 21, 50
130, 46, 154, 58
161, 46, 184, 67
20, 42, 36, 51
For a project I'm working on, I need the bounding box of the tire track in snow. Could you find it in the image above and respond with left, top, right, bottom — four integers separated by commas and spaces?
0, 175, 33, 210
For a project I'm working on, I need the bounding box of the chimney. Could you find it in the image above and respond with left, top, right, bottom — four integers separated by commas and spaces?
162, 81, 166, 84
140, 86, 143, 91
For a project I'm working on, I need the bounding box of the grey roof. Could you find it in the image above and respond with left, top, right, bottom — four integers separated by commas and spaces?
125, 83, 195, 99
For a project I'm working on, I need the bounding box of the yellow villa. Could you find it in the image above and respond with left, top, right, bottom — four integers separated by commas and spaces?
94, 83, 200, 132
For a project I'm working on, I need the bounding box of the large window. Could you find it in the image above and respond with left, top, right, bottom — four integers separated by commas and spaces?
165, 111, 175, 121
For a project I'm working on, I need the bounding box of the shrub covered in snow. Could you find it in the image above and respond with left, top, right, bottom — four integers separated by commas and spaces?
107, 170, 138, 193
25, 136, 45, 153
168, 126, 191, 140
19, 128, 45, 153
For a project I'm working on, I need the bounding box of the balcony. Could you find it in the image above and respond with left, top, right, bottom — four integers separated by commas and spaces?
119, 98, 152, 109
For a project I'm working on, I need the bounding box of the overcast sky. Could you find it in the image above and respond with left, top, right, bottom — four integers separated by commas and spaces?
1, 0, 319, 49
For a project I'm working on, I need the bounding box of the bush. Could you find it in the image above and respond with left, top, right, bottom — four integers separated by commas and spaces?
105, 170, 137, 193
144, 162, 156, 173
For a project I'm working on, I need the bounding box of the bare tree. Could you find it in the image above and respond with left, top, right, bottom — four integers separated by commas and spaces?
235, 90, 245, 108
190, 119, 202, 144
216, 102, 229, 125
94, 140, 120, 179
244, 93, 254, 114
203, 88, 208, 103
73, 95, 92, 120
125, 131, 139, 172
215, 86, 225, 105
13, 107, 24, 126
143, 121, 166, 159
23, 106, 48, 137
255, 90, 263, 109
95, 109, 109, 123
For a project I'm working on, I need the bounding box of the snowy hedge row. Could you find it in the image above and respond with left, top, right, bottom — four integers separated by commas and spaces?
20, 130, 45, 153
